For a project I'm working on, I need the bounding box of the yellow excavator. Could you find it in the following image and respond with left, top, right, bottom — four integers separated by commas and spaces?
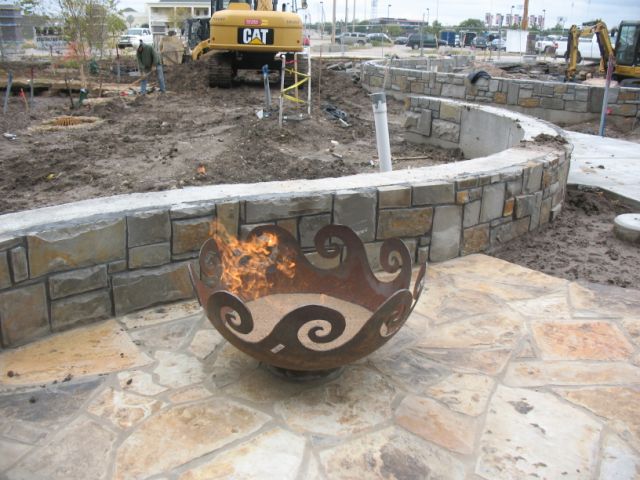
566, 20, 640, 86
191, 0, 306, 88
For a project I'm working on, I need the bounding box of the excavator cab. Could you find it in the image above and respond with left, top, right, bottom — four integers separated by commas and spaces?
613, 21, 640, 84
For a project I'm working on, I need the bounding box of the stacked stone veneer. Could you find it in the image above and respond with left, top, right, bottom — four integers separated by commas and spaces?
362, 58, 640, 127
0, 97, 571, 349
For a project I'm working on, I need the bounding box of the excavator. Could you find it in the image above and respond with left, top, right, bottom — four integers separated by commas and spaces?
565, 20, 640, 86
190, 0, 307, 88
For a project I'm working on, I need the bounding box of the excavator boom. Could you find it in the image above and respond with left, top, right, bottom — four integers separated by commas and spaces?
566, 20, 640, 83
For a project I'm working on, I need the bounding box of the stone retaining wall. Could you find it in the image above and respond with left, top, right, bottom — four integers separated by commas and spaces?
0, 97, 571, 349
362, 58, 640, 128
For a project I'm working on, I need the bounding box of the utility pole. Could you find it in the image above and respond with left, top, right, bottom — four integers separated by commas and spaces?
331, 0, 336, 43
420, 12, 424, 56
344, 0, 348, 35
352, 0, 355, 32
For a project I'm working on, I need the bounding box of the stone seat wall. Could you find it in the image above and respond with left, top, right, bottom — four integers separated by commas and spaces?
0, 96, 571, 349
362, 58, 640, 129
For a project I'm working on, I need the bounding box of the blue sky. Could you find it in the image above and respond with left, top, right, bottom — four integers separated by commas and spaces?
121, 0, 640, 29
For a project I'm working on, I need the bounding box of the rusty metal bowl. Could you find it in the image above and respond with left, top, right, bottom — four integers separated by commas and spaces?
189, 224, 427, 374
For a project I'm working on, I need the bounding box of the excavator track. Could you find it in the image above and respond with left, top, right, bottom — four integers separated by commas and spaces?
208, 53, 234, 88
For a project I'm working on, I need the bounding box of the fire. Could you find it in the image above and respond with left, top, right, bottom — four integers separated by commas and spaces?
209, 221, 296, 299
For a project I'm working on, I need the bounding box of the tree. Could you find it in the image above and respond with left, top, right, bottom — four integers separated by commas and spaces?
387, 24, 403, 36
126, 13, 134, 27
458, 18, 484, 30
58, 0, 123, 59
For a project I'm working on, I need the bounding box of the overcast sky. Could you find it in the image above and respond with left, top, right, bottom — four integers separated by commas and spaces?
122, 0, 639, 30
304, 0, 640, 29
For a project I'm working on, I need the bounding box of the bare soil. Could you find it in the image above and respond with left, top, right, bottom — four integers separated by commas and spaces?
0, 60, 461, 214
491, 188, 639, 289
561, 119, 640, 143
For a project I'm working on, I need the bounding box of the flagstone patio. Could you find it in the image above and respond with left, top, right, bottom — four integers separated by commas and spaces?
0, 254, 638, 480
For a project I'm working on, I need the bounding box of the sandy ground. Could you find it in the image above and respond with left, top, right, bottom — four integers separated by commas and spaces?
491, 189, 639, 289
0, 61, 461, 214
561, 119, 640, 143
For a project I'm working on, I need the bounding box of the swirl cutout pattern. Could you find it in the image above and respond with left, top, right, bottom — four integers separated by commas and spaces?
207, 291, 254, 336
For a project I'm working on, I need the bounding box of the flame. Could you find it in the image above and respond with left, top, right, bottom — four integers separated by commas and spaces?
209, 220, 296, 299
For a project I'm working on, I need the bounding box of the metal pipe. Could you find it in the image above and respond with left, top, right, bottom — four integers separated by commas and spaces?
599, 53, 615, 137
278, 54, 286, 127
370, 92, 392, 172
3, 71, 12, 115
306, 52, 311, 116
29, 67, 34, 110
262, 64, 271, 116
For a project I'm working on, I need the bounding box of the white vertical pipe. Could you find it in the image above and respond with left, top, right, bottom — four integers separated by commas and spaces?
370, 92, 392, 172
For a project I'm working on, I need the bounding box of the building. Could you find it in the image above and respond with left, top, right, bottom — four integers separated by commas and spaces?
495, 13, 503, 27
145, 0, 211, 32
0, 4, 22, 44
529, 15, 537, 28
484, 12, 493, 27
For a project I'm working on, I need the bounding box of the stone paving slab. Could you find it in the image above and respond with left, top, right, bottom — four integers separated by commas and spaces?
0, 254, 638, 479
0, 320, 152, 387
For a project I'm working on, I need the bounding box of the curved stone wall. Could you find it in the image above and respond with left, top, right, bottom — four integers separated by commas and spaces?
0, 96, 571, 348
363, 58, 640, 129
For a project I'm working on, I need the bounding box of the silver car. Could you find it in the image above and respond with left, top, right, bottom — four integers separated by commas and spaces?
338, 32, 368, 46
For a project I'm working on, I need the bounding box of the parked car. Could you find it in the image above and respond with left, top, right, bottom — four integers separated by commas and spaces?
489, 38, 506, 51
338, 32, 368, 45
117, 28, 153, 49
406, 32, 438, 49
366, 33, 393, 44
471, 36, 488, 50
394, 36, 408, 45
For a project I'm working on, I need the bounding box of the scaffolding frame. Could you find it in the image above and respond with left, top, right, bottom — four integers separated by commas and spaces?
278, 50, 311, 127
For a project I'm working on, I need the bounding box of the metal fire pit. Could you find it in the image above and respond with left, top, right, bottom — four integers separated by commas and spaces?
189, 224, 427, 376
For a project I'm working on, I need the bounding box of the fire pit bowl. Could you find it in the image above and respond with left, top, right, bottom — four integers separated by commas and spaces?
189, 224, 427, 375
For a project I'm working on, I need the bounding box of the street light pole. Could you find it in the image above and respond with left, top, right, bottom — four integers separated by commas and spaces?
344, 0, 348, 35
331, 0, 336, 44
542, 9, 546, 30
510, 5, 514, 27
320, 1, 324, 39
420, 12, 424, 56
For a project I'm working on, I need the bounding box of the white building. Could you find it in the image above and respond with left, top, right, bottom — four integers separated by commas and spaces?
145, 0, 211, 32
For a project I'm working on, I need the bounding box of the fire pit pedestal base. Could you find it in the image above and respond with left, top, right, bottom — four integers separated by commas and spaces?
265, 364, 345, 382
